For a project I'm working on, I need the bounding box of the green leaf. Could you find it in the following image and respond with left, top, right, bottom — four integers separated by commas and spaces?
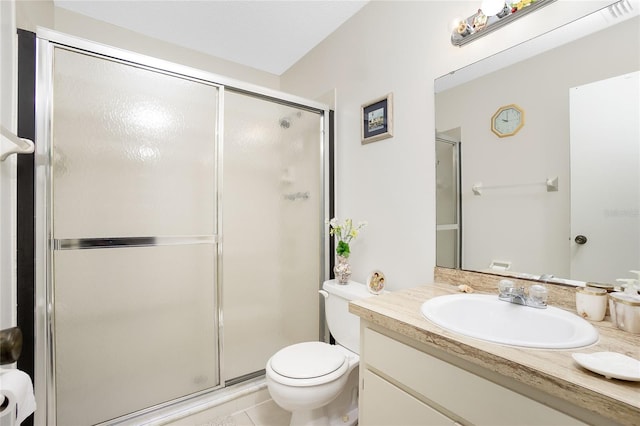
336, 241, 350, 257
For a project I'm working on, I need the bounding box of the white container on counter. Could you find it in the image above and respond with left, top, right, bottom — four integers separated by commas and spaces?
576, 287, 608, 321
609, 292, 640, 334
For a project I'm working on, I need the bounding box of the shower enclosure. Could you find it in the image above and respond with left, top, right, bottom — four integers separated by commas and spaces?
29, 31, 329, 425
435, 134, 461, 269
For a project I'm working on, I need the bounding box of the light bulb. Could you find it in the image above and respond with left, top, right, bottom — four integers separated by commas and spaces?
449, 17, 464, 33
481, 0, 506, 16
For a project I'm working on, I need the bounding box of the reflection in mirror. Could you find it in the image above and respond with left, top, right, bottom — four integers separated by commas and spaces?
435, 6, 639, 286
436, 133, 461, 269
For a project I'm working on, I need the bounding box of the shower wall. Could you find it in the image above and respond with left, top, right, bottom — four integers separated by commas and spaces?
222, 92, 322, 380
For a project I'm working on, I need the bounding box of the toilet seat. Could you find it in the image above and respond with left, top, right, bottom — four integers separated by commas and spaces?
267, 342, 349, 387
271, 342, 346, 379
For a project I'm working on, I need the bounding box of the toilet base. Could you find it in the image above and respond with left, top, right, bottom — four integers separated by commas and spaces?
285, 367, 358, 426
330, 406, 357, 426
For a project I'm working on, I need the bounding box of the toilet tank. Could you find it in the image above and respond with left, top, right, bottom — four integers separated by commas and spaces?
322, 279, 372, 354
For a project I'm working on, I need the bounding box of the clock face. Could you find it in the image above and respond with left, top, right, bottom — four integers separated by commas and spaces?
491, 105, 524, 137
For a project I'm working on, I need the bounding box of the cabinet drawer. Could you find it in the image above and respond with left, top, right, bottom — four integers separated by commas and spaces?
363, 327, 585, 426
361, 369, 455, 426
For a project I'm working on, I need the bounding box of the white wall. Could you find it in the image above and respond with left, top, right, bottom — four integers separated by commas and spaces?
280, 0, 616, 289
0, 0, 18, 331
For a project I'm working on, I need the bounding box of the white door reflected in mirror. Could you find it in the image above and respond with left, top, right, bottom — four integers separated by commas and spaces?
570, 71, 640, 284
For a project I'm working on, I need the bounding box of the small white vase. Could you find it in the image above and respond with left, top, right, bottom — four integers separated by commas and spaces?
334, 255, 351, 284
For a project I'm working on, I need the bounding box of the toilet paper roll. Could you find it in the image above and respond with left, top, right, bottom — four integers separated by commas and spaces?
0, 369, 36, 425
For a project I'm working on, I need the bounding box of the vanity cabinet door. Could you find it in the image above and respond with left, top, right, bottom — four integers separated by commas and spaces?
361, 370, 456, 426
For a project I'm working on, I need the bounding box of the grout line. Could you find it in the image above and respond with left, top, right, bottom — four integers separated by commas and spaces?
235, 411, 256, 426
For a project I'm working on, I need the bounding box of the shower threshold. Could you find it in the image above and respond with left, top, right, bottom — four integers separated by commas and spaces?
109, 376, 268, 426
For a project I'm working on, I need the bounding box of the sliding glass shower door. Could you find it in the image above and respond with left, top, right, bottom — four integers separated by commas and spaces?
222, 92, 323, 381
47, 47, 220, 425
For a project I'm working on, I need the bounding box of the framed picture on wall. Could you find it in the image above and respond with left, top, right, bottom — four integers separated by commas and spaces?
361, 93, 393, 144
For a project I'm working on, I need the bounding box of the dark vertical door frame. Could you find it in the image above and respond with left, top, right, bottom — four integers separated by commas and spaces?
328, 110, 336, 345
16, 29, 36, 426
328, 110, 335, 275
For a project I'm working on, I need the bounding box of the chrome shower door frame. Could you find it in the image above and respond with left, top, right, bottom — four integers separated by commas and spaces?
33, 29, 331, 426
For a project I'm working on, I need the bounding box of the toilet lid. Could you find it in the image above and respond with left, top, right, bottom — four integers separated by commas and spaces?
270, 342, 346, 379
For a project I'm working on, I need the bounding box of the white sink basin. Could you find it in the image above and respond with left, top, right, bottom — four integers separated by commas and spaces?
420, 294, 598, 349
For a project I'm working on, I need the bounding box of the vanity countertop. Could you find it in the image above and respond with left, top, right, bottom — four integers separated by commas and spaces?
349, 282, 640, 425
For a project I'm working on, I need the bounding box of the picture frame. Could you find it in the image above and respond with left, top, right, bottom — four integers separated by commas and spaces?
361, 93, 393, 144
367, 270, 386, 295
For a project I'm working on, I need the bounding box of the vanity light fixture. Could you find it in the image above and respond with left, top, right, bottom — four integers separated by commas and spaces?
451, 0, 557, 46
481, 0, 508, 16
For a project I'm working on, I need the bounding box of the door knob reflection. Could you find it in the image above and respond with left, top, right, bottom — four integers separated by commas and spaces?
575, 235, 588, 245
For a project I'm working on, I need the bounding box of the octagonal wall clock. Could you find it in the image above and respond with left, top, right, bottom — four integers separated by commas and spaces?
491, 104, 525, 137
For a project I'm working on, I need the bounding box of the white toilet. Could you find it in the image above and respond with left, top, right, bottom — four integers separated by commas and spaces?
265, 279, 372, 426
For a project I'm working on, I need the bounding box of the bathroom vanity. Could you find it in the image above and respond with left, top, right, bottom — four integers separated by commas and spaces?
350, 273, 640, 425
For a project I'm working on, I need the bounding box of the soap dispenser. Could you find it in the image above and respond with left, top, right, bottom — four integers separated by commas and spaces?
609, 271, 640, 334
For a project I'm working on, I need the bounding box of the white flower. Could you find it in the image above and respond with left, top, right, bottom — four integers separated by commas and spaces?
327, 217, 367, 257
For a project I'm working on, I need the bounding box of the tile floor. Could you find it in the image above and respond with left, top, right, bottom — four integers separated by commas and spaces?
166, 398, 291, 426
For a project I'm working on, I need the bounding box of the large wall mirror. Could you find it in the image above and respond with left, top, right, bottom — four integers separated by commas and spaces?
435, 4, 639, 286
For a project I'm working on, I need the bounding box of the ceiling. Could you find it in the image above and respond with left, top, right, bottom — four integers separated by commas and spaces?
54, 0, 370, 75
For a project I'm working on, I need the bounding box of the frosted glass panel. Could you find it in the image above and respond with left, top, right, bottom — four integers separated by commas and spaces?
52, 48, 217, 238
436, 140, 458, 226
54, 245, 218, 426
436, 229, 459, 269
222, 92, 322, 380
48, 47, 219, 425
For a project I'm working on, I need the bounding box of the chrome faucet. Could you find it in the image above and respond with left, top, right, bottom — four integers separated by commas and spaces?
498, 279, 548, 309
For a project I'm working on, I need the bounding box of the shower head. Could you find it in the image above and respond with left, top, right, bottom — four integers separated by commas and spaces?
279, 117, 291, 129
279, 111, 302, 129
